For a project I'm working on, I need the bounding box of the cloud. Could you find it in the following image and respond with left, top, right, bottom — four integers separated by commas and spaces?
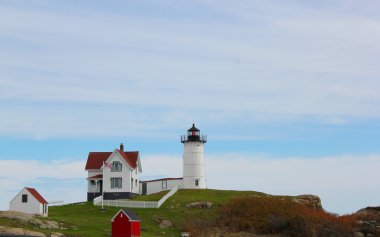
1, 1, 380, 127
142, 153, 380, 214
1, 154, 379, 214
0, 159, 85, 179
0, 159, 86, 210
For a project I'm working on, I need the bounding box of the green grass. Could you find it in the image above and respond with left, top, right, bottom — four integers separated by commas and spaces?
132, 190, 169, 201
46, 189, 268, 237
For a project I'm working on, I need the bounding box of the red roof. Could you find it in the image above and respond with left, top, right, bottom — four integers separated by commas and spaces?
85, 150, 139, 170
26, 188, 48, 204
141, 177, 183, 183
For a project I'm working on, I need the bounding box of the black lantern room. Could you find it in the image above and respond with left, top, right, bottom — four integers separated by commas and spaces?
181, 124, 207, 143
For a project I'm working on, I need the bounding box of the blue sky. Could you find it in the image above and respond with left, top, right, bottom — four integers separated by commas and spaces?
1, 0, 380, 214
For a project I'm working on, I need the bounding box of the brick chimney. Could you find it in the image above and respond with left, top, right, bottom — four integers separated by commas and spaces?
120, 143, 124, 152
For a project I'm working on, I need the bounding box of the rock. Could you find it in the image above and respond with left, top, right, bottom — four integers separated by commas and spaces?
30, 218, 44, 227
0, 225, 46, 236
159, 219, 173, 228
50, 232, 66, 237
292, 195, 322, 209
28, 218, 59, 229
353, 206, 380, 237
45, 220, 60, 229
0, 211, 34, 223
186, 201, 213, 209
353, 232, 365, 237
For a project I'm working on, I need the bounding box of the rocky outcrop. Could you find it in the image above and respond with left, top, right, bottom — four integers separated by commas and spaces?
292, 194, 322, 209
353, 207, 380, 237
0, 211, 65, 237
0, 211, 60, 229
0, 225, 46, 237
186, 201, 213, 209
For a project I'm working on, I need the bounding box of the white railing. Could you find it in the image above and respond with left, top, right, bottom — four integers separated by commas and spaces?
93, 185, 180, 208
93, 196, 103, 205
158, 185, 179, 207
47, 200, 64, 206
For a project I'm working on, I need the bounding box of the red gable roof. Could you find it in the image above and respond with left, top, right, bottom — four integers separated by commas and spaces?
26, 187, 48, 204
140, 177, 183, 183
85, 150, 139, 170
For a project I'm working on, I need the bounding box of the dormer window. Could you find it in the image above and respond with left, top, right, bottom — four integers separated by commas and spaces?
112, 161, 122, 172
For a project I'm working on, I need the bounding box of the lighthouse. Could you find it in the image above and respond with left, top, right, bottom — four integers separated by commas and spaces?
181, 124, 207, 189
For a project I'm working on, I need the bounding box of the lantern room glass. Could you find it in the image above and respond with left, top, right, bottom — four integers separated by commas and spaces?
188, 130, 200, 136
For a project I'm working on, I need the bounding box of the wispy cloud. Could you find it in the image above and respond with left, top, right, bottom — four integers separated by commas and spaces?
0, 154, 379, 213
1, 1, 380, 141
0, 159, 86, 210
143, 153, 380, 214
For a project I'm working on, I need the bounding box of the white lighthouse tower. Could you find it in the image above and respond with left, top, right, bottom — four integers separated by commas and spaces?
181, 124, 207, 189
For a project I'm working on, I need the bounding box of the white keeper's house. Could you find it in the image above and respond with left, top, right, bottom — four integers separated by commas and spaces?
85, 124, 207, 201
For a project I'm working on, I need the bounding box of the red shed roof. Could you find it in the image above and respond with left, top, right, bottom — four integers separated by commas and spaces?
85, 150, 139, 170
111, 209, 140, 222
26, 187, 48, 204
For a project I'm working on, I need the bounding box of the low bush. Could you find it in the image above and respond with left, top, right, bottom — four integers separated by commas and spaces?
216, 196, 355, 237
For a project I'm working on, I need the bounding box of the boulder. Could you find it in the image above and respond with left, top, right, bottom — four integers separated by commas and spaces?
292, 195, 322, 209
186, 201, 213, 209
352, 232, 365, 237
50, 232, 66, 237
159, 219, 173, 228
45, 220, 60, 229
28, 217, 59, 229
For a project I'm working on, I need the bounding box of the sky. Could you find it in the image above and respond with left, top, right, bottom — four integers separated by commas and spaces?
0, 0, 380, 214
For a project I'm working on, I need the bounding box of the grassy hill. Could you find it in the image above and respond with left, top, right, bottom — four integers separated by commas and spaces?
47, 189, 268, 237
0, 189, 368, 237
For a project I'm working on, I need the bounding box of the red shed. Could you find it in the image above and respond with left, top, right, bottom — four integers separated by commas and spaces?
111, 209, 141, 237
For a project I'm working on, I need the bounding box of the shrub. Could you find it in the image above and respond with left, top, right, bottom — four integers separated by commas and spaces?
217, 196, 355, 237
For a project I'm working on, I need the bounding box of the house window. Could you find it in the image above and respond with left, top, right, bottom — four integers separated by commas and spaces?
90, 180, 96, 186
162, 180, 167, 189
195, 179, 200, 187
131, 178, 134, 188
112, 161, 122, 172
22, 194, 28, 203
43, 204, 47, 214
135, 179, 138, 187
111, 178, 122, 189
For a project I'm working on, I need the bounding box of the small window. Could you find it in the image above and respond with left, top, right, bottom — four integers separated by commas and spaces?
112, 161, 122, 172
111, 178, 122, 189
22, 194, 28, 203
43, 204, 47, 214
162, 180, 167, 189
135, 179, 138, 187
90, 180, 96, 185
195, 179, 199, 187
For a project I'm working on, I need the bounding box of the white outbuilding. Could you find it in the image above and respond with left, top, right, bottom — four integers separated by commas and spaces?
9, 187, 48, 217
